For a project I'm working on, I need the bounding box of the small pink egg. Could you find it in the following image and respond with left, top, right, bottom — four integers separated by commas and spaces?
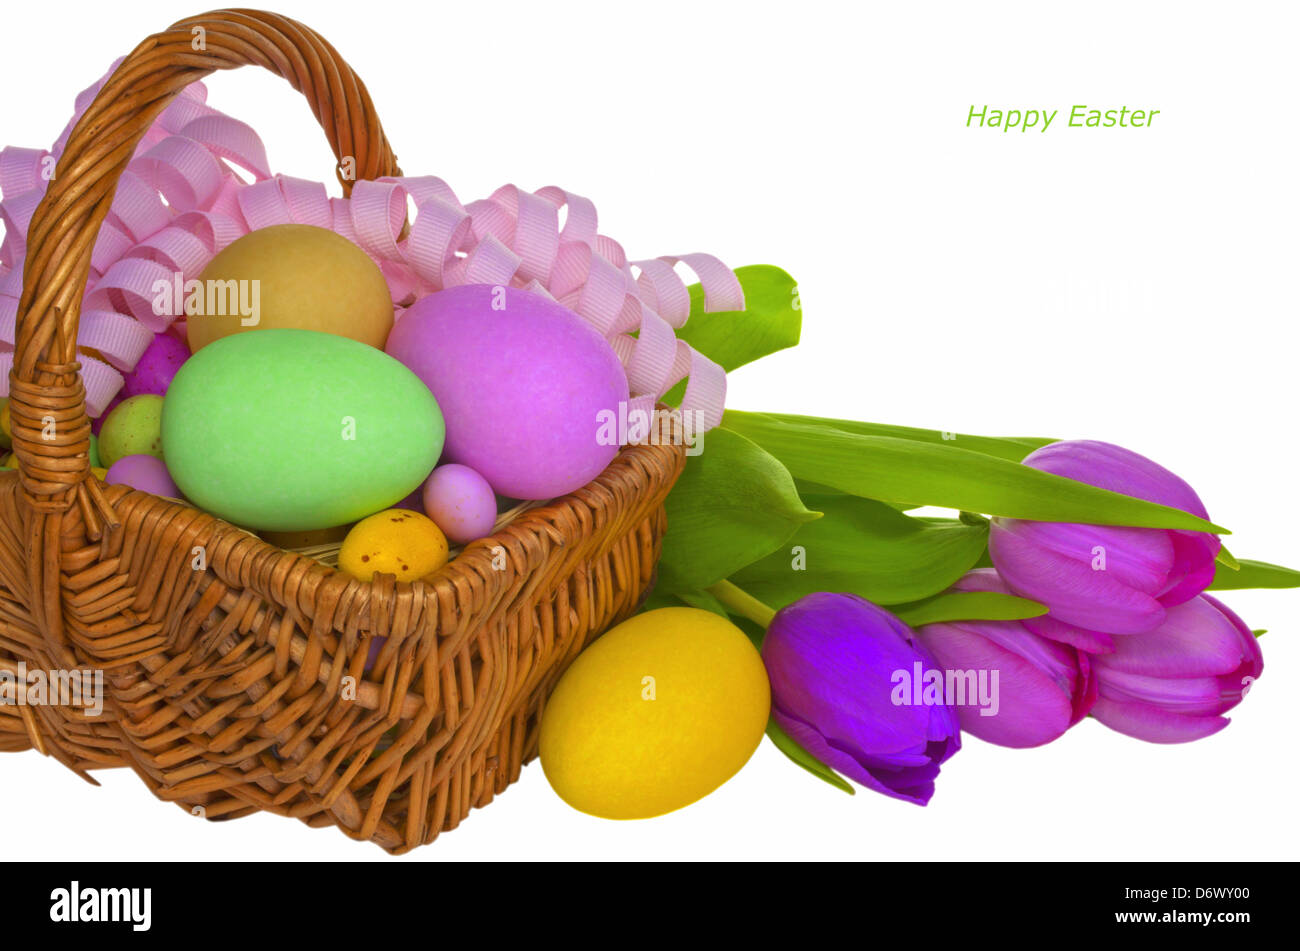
105, 454, 182, 498
123, 330, 190, 398
422, 464, 498, 544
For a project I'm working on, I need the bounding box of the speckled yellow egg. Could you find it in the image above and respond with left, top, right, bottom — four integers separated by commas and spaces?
187, 224, 393, 352
337, 509, 449, 583
539, 607, 771, 820
98, 395, 164, 467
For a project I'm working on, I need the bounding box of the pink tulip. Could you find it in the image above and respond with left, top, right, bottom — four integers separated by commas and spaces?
989, 440, 1220, 635
915, 570, 1096, 748
1090, 594, 1263, 743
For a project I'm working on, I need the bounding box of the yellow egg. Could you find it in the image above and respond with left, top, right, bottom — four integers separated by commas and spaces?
90, 467, 108, 480
539, 607, 770, 820
337, 509, 449, 583
0, 398, 11, 449
187, 224, 393, 352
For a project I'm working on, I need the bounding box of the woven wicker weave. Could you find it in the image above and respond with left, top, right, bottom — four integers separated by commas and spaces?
0, 8, 685, 852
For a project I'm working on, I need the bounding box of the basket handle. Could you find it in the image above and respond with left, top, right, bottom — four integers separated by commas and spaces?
10, 8, 400, 514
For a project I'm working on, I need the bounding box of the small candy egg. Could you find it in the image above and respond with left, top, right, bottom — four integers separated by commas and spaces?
105, 454, 181, 497
99, 395, 164, 467
91, 467, 108, 480
122, 331, 190, 398
338, 509, 449, 583
0, 397, 10, 449
422, 464, 498, 544
87, 432, 101, 469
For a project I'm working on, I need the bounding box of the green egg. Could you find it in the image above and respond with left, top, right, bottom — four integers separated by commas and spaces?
162, 328, 444, 532
88, 432, 101, 469
99, 395, 164, 467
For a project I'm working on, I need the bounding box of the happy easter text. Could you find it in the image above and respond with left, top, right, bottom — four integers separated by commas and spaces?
966, 104, 1161, 133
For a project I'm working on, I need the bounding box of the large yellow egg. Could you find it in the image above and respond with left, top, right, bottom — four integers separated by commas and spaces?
539, 607, 770, 820
337, 509, 449, 583
187, 224, 393, 352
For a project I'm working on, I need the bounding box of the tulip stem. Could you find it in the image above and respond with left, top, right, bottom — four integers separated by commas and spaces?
706, 580, 777, 629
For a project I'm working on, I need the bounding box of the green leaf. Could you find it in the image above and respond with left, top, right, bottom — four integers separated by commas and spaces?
766, 720, 854, 795
893, 591, 1048, 627
731, 492, 989, 607
724, 410, 1228, 534
1208, 558, 1300, 591
663, 265, 801, 404
758, 412, 1056, 463
1216, 546, 1241, 571
659, 426, 821, 591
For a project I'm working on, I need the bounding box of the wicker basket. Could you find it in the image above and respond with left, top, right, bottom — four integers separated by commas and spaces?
0, 9, 685, 852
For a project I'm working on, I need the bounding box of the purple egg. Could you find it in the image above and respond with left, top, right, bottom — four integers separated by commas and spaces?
386, 285, 628, 500
392, 487, 424, 512
422, 464, 498, 544
123, 330, 190, 398
105, 454, 182, 498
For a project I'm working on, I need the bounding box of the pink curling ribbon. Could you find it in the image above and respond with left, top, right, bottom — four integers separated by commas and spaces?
0, 65, 739, 433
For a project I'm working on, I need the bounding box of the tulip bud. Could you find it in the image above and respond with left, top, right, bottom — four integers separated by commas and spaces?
1090, 594, 1263, 743
989, 440, 1220, 635
914, 570, 1097, 748
762, 592, 960, 805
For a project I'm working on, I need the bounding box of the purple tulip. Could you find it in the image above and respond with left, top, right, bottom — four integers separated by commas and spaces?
762, 592, 960, 805
989, 440, 1220, 635
914, 570, 1096, 748
1090, 594, 1263, 743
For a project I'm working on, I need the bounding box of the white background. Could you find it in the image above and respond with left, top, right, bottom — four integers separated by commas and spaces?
2, 0, 1296, 861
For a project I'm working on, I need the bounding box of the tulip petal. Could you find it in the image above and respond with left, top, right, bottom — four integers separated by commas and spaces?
772, 708, 939, 805
1091, 697, 1229, 743
916, 622, 1075, 748
1202, 595, 1264, 683
1013, 440, 1220, 614
993, 518, 1176, 595
1023, 440, 1210, 519
1072, 650, 1098, 726
1022, 612, 1116, 653
1093, 596, 1252, 679
1159, 531, 1222, 606
1096, 668, 1224, 715
990, 520, 1168, 634
956, 568, 1116, 653
764, 594, 942, 757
